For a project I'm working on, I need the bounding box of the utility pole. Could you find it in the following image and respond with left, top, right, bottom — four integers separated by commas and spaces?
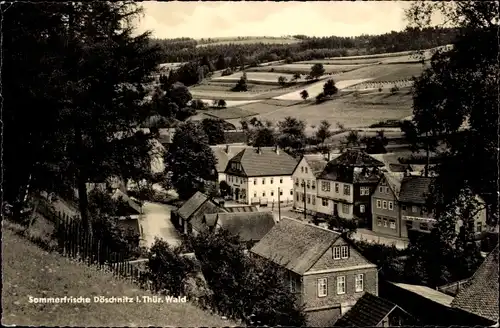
278, 187, 281, 221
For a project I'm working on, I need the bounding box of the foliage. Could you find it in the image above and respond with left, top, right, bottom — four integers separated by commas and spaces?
247, 119, 276, 148
300, 89, 309, 100
310, 63, 325, 80
147, 239, 196, 297
315, 92, 326, 103
219, 181, 231, 197
315, 120, 333, 144
323, 79, 338, 96
278, 75, 288, 87
201, 118, 226, 145
216, 99, 227, 108
276, 117, 307, 155
292, 72, 302, 81
190, 229, 306, 326
326, 215, 358, 239
231, 73, 248, 92
221, 68, 233, 76
340, 130, 362, 151
165, 121, 217, 200
361, 130, 389, 154
190, 99, 207, 110
390, 85, 400, 94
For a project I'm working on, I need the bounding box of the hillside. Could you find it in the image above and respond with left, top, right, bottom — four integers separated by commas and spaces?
1, 223, 232, 327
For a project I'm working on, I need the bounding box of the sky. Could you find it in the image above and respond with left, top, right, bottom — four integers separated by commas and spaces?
134, 1, 423, 39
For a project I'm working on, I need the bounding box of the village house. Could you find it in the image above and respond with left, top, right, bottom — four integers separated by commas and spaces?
192, 211, 275, 248
210, 145, 249, 183
333, 292, 414, 327
316, 150, 385, 226
292, 154, 328, 214
250, 217, 378, 326
224, 146, 298, 206
372, 174, 488, 239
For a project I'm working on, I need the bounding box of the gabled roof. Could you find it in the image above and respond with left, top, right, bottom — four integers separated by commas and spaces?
399, 176, 434, 204
111, 189, 142, 215
451, 246, 499, 323
381, 172, 405, 200
210, 145, 250, 173
224, 147, 298, 177
190, 199, 228, 232
334, 292, 406, 327
204, 212, 276, 242
390, 282, 454, 307
250, 217, 342, 275
295, 154, 328, 177
177, 191, 209, 220
327, 149, 385, 167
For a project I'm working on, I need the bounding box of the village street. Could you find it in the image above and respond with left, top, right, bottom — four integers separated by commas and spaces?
139, 202, 181, 249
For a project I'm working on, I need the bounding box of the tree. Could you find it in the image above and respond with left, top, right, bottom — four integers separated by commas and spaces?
362, 130, 389, 154
341, 130, 362, 151
164, 121, 217, 199
215, 54, 226, 70
231, 73, 248, 92
201, 118, 226, 145
219, 180, 231, 197
190, 99, 207, 110
278, 76, 288, 87
292, 73, 301, 81
3, 2, 163, 229
310, 63, 325, 80
229, 56, 239, 70
249, 122, 276, 148
315, 92, 326, 103
217, 99, 227, 108
315, 120, 333, 145
276, 117, 307, 155
300, 90, 309, 100
323, 79, 338, 96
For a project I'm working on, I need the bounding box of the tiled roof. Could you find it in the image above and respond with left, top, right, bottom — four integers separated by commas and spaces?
328, 149, 385, 167
391, 282, 454, 307
177, 191, 209, 220
210, 145, 250, 173
224, 205, 259, 213
224, 147, 298, 177
383, 172, 405, 199
334, 292, 400, 327
451, 246, 499, 322
111, 189, 142, 215
204, 212, 276, 242
399, 176, 434, 204
353, 169, 383, 184
190, 200, 228, 232
319, 165, 382, 184
250, 217, 341, 275
303, 155, 328, 177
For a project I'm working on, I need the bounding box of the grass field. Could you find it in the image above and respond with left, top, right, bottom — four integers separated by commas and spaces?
211, 71, 300, 84
247, 63, 367, 74
274, 78, 371, 100
202, 106, 257, 119
1, 222, 231, 327
190, 82, 283, 93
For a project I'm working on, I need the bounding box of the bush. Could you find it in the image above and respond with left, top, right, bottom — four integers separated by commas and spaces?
221, 68, 233, 76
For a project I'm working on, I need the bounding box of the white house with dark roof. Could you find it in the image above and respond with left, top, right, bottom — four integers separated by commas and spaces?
224, 146, 298, 206
292, 154, 329, 214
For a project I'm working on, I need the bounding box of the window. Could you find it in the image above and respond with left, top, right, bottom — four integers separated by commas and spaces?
385, 187, 389, 194
477, 222, 482, 233
335, 183, 339, 193
280, 178, 283, 184
390, 219, 396, 229
290, 190, 293, 195
306, 180, 311, 189
337, 276, 346, 295
360, 187, 370, 196
254, 179, 257, 185
382, 201, 387, 209
295, 178, 299, 186
343, 185, 351, 196
262, 178, 266, 185
341, 245, 349, 259
301, 179, 305, 186
355, 274, 364, 292
322, 198, 329, 207
301, 193, 305, 202
377, 217, 382, 226
379, 186, 383, 193
254, 192, 257, 198
312, 196, 316, 205
376, 200, 381, 209
262, 192, 266, 197
333, 246, 341, 259
321, 181, 331, 192
406, 220, 413, 231
301, 167, 304, 173
317, 278, 327, 297
280, 190, 283, 196
305, 167, 308, 174
342, 204, 349, 214
290, 275, 297, 293
388, 201, 394, 210
270, 178, 274, 184
271, 191, 274, 196
412, 206, 418, 213
360, 205, 365, 213
312, 181, 316, 189
383, 218, 388, 227
307, 195, 311, 204
419, 222, 428, 231
296, 193, 299, 201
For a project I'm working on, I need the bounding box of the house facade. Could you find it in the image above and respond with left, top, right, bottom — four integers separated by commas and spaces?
292, 155, 327, 214
316, 150, 385, 226
251, 217, 378, 326
371, 172, 404, 237
224, 147, 298, 206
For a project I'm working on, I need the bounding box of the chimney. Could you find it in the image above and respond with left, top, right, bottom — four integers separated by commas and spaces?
225, 144, 229, 153
275, 145, 280, 155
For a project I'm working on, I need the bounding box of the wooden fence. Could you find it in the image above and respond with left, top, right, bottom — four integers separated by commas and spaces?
36, 197, 151, 287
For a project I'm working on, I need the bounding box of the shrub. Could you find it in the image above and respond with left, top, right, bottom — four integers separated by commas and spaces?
221, 68, 233, 76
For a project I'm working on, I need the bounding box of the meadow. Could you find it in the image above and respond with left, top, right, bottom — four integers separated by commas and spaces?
247, 63, 366, 74
211, 71, 302, 84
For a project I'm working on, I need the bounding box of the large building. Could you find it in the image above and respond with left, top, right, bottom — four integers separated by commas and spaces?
251, 217, 378, 326
292, 154, 328, 214
224, 146, 298, 206
316, 150, 385, 226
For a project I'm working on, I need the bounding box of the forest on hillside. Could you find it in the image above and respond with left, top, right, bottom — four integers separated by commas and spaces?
151, 27, 458, 63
